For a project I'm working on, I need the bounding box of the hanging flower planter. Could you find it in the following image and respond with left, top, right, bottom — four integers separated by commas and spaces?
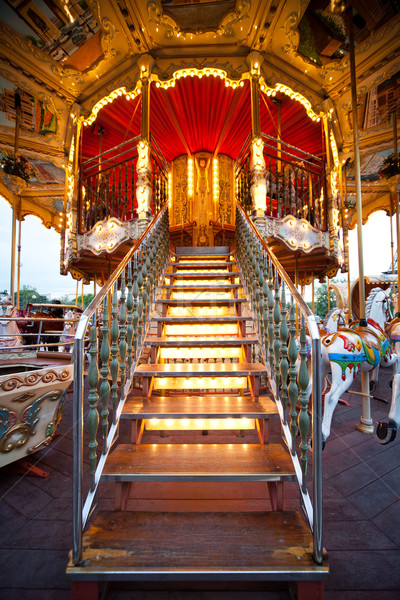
1, 155, 35, 182
377, 153, 400, 180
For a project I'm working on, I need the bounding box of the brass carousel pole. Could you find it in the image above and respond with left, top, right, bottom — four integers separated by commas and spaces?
10, 92, 21, 303
346, 6, 373, 434
393, 110, 400, 312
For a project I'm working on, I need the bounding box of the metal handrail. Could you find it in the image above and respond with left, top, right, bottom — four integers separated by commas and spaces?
236, 202, 323, 565
72, 202, 169, 565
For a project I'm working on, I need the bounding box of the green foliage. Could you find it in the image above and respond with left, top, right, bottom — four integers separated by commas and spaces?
76, 293, 95, 309
16, 285, 50, 310
314, 284, 336, 318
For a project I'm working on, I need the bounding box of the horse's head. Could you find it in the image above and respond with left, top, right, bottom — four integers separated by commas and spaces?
366, 288, 391, 327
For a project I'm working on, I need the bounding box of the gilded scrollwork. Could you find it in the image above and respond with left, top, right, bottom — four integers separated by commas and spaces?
218, 155, 233, 224
148, 0, 250, 39
0, 390, 63, 454
174, 156, 188, 225
1, 369, 71, 392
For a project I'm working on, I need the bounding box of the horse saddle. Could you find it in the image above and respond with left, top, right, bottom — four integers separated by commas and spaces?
352, 326, 383, 366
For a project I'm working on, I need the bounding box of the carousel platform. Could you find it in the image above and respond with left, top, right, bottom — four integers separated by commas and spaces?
0, 364, 400, 600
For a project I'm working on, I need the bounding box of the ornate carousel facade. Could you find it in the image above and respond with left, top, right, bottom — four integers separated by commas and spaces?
0, 1, 399, 598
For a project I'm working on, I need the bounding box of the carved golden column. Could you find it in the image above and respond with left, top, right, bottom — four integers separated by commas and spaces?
136, 54, 155, 219
247, 51, 266, 217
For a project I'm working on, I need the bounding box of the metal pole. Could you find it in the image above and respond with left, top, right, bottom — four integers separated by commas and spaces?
10, 195, 16, 301
16, 197, 22, 310
346, 6, 373, 434
392, 111, 400, 309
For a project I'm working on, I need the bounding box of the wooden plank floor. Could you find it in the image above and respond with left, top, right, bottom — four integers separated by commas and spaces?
1, 367, 400, 599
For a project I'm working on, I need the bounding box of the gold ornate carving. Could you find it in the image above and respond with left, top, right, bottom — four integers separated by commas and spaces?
0, 424, 31, 453
218, 155, 233, 224
173, 155, 188, 225
12, 392, 36, 403
148, 0, 250, 39
1, 369, 71, 392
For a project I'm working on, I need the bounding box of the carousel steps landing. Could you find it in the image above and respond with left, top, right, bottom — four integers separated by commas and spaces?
66, 511, 328, 587
67, 247, 327, 598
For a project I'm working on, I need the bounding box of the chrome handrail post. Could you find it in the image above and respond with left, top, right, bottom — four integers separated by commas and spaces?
311, 331, 323, 565
72, 314, 89, 565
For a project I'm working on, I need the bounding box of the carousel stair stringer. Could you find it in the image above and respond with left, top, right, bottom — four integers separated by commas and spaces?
67, 246, 328, 599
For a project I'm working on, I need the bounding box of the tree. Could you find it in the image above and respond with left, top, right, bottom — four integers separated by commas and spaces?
314, 284, 336, 318
15, 285, 50, 310
76, 294, 95, 309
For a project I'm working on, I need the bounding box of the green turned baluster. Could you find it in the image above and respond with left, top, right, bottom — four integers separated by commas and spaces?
126, 260, 134, 377
273, 270, 281, 397
119, 269, 127, 394
258, 248, 265, 342
132, 253, 139, 362
253, 241, 261, 333
263, 253, 269, 358
267, 261, 275, 375
141, 244, 148, 343
279, 282, 289, 417
137, 247, 144, 349
110, 283, 119, 424
298, 315, 310, 493
87, 316, 99, 491
145, 241, 152, 336
99, 295, 110, 454
288, 299, 299, 450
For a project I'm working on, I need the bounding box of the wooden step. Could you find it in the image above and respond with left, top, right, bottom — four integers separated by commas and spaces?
147, 336, 258, 346
135, 362, 266, 377
157, 298, 245, 305
175, 245, 231, 256
166, 272, 236, 278
169, 261, 236, 267
66, 510, 328, 580
101, 443, 296, 482
161, 284, 242, 290
152, 315, 252, 323
122, 395, 277, 419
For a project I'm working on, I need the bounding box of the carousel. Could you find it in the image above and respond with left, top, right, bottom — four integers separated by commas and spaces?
0, 1, 399, 598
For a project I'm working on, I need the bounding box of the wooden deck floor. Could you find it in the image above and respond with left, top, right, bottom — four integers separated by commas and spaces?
1, 366, 400, 599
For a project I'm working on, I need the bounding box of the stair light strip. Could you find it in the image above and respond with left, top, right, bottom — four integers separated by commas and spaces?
153, 376, 248, 390
164, 324, 238, 335
159, 347, 242, 359
145, 418, 255, 430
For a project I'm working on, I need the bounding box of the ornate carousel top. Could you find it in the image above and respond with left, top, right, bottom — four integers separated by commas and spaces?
0, 1, 398, 271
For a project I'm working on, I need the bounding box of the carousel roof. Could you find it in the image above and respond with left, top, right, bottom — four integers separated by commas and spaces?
0, 0, 399, 227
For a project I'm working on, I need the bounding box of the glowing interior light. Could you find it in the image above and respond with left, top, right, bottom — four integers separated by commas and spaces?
187, 157, 194, 198
152, 376, 247, 390
145, 418, 255, 430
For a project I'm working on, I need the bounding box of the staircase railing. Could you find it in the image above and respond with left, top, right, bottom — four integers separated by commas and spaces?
72, 203, 170, 564
236, 133, 326, 229
236, 202, 323, 565
79, 136, 168, 233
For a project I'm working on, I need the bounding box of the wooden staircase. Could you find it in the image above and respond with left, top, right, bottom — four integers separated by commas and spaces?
67, 246, 328, 599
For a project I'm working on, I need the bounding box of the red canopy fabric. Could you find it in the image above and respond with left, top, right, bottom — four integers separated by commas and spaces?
81, 77, 323, 163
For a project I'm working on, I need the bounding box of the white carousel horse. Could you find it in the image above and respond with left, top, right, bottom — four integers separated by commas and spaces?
60, 309, 79, 352
0, 296, 22, 348
375, 312, 400, 444
320, 288, 397, 444
320, 307, 348, 334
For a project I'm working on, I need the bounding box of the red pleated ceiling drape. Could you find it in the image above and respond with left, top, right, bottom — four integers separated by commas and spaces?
80, 76, 323, 163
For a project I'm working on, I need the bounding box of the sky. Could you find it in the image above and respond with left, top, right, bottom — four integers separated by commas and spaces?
0, 197, 395, 300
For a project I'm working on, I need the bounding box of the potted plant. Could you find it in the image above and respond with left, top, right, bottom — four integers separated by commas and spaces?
377, 153, 400, 180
